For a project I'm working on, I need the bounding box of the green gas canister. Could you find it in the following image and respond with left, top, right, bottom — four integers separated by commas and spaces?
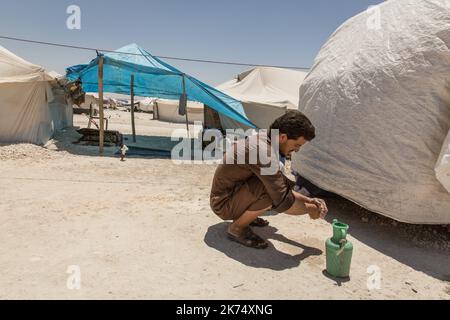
325, 219, 353, 278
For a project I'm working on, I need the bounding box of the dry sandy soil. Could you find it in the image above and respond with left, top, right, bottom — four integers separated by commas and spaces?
0, 110, 449, 300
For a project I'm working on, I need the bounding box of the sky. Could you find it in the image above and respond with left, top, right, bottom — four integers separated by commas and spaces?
0, 0, 384, 86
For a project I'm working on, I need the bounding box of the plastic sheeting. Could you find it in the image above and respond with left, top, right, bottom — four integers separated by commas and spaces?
217, 67, 308, 129
67, 44, 254, 128
292, 0, 450, 224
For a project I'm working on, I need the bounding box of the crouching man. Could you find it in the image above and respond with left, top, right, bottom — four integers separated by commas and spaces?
210, 111, 328, 249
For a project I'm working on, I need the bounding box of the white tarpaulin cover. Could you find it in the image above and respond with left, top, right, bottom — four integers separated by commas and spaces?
154, 99, 204, 124
292, 0, 450, 224
217, 67, 308, 129
137, 97, 156, 112
435, 130, 450, 194
0, 46, 70, 144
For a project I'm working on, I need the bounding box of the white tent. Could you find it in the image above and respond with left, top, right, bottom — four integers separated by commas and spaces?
48, 70, 63, 79
153, 99, 204, 124
292, 0, 450, 224
137, 97, 156, 112
0, 46, 71, 145
77, 93, 121, 113
80, 93, 100, 108
217, 67, 308, 129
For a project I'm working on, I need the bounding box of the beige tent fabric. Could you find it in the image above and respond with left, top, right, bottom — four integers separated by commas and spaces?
137, 97, 156, 112
292, 0, 450, 224
0, 82, 53, 144
153, 99, 204, 124
0, 46, 52, 83
79, 94, 100, 109
217, 67, 308, 129
435, 130, 450, 194
48, 71, 63, 79
0, 46, 71, 144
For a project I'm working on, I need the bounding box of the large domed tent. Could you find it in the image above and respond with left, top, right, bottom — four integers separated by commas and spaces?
292, 0, 450, 224
217, 67, 308, 129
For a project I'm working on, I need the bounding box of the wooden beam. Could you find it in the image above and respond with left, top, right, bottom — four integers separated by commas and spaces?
130, 74, 136, 143
182, 75, 190, 138
98, 55, 105, 154
185, 105, 190, 139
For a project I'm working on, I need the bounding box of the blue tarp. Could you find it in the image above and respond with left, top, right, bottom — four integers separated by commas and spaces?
67, 44, 255, 128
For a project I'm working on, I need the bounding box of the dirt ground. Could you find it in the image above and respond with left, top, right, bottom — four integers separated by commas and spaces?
0, 110, 449, 300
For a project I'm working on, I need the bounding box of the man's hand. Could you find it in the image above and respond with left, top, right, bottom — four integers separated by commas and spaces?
287, 192, 329, 219
308, 198, 328, 219
307, 204, 321, 220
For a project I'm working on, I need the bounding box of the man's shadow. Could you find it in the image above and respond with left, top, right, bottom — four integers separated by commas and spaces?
204, 223, 322, 271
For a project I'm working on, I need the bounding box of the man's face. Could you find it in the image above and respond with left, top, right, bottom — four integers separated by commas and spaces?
279, 134, 308, 157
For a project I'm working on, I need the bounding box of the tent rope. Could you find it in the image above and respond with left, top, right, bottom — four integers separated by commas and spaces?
0, 35, 310, 70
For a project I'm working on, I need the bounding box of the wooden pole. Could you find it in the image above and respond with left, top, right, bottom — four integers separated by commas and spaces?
98, 55, 105, 154
88, 103, 93, 128
130, 74, 136, 143
182, 75, 190, 138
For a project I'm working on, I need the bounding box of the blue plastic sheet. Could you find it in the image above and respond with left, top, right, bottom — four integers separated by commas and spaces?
67, 44, 255, 128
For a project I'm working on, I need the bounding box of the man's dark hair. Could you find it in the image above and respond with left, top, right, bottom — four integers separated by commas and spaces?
269, 110, 316, 141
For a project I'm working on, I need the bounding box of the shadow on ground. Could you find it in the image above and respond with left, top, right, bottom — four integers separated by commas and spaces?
51, 127, 200, 160
324, 196, 450, 282
321, 270, 351, 287
204, 223, 322, 271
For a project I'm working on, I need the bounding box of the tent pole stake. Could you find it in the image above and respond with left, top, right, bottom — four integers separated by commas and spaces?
182, 75, 190, 138
131, 74, 136, 143
98, 55, 105, 154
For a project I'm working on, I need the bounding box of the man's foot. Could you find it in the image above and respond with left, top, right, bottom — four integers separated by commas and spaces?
227, 226, 268, 249
250, 217, 270, 228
